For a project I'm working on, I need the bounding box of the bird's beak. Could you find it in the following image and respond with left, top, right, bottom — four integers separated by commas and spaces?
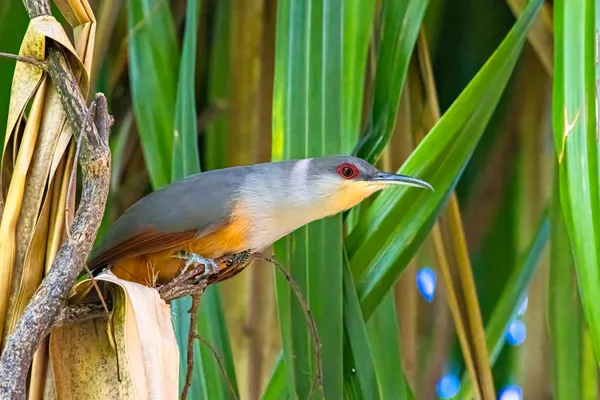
371, 172, 434, 191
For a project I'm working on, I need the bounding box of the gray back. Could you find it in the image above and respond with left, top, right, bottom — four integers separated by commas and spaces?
90, 165, 248, 259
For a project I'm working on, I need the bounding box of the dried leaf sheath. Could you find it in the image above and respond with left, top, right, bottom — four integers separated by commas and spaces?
0, 1, 96, 395
0, 77, 47, 342
28, 141, 76, 400
34, 4, 96, 393
51, 273, 179, 400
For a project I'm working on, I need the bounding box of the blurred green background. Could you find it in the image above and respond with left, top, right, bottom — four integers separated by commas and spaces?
1, 0, 598, 399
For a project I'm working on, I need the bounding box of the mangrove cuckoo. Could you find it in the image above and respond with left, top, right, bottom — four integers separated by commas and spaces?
88, 156, 432, 285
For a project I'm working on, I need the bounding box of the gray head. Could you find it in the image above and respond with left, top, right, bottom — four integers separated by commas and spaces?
308, 155, 433, 189
295, 155, 433, 213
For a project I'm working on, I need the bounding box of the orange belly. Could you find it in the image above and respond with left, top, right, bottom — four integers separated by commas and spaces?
111, 215, 251, 286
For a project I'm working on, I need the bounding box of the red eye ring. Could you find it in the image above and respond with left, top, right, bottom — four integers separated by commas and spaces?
337, 163, 359, 179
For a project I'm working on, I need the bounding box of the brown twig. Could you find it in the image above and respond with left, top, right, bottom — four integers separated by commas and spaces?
64, 101, 110, 319
177, 286, 239, 400
0, 51, 46, 70
195, 335, 239, 400
181, 291, 202, 400
154, 252, 322, 397
65, 101, 96, 239
157, 254, 229, 299
244, 261, 266, 400
258, 255, 324, 399
156, 252, 323, 397
0, 0, 111, 395
160, 282, 206, 302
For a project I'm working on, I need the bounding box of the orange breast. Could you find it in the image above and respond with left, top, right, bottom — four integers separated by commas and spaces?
111, 211, 252, 286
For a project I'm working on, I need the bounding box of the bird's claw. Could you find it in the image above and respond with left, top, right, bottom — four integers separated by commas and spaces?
173, 250, 219, 280
225, 250, 251, 267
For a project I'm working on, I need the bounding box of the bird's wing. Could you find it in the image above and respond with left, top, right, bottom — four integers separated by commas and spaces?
87, 228, 199, 269
88, 167, 247, 270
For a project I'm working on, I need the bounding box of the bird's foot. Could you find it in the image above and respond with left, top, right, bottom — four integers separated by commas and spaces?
173, 250, 219, 281
225, 250, 251, 267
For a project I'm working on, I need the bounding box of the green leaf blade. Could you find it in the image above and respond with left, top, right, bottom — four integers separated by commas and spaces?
354, 0, 429, 164
342, 258, 380, 400
204, 0, 231, 171
549, 170, 582, 400
367, 293, 413, 400
348, 0, 543, 318
272, 1, 345, 398
553, 0, 600, 362
456, 213, 550, 400
342, 0, 375, 153
127, 0, 179, 189
172, 0, 200, 181
196, 286, 240, 399
262, 353, 289, 400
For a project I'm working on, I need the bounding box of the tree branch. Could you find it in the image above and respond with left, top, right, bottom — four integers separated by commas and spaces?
0, 52, 46, 70
0, 0, 111, 397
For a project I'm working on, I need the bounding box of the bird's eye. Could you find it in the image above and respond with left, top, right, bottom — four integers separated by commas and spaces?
337, 163, 359, 179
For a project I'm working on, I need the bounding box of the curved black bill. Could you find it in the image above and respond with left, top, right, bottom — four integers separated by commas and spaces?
372, 172, 434, 191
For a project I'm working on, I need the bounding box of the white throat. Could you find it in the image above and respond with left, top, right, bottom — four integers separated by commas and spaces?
237, 159, 344, 251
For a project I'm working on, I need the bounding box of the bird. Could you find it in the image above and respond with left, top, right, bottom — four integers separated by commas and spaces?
87, 155, 433, 287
